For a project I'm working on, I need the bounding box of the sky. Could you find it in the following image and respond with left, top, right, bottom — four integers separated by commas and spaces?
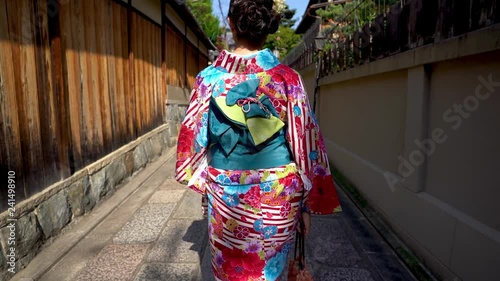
211, 0, 309, 29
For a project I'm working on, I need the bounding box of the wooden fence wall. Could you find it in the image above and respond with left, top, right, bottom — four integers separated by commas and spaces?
0, 0, 210, 211
165, 23, 208, 88
289, 0, 500, 74
166, 23, 185, 87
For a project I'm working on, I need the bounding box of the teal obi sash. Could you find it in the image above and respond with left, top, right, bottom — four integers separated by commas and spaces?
208, 79, 293, 170
210, 131, 292, 170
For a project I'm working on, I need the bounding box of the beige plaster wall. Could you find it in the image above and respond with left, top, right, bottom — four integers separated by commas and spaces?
298, 26, 500, 281
320, 70, 407, 175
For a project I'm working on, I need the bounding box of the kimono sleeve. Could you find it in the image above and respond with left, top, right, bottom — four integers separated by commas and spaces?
286, 77, 342, 215
175, 77, 210, 195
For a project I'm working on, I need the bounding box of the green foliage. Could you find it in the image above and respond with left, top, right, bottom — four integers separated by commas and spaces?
280, 4, 297, 28
264, 4, 301, 59
264, 26, 302, 59
317, 0, 400, 37
186, 0, 221, 44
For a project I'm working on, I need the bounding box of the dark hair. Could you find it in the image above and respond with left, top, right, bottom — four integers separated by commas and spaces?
228, 0, 281, 46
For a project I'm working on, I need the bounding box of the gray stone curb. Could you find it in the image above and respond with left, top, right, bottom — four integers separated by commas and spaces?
9, 148, 177, 281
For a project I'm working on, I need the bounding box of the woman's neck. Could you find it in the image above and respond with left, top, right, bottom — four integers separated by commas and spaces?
231, 47, 259, 56
231, 41, 263, 56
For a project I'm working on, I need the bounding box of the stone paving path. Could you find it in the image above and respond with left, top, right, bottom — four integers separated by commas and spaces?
13, 148, 418, 281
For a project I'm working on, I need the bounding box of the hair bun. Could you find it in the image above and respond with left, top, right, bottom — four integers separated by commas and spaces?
229, 0, 281, 45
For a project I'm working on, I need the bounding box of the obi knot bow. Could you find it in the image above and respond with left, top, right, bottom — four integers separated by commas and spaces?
211, 79, 285, 148
226, 79, 273, 119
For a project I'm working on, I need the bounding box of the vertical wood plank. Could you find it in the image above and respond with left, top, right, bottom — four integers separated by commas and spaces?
83, 0, 103, 162
74, 0, 93, 166
63, 0, 83, 171
95, 0, 112, 153
147, 21, 153, 130
114, 2, 127, 145
47, 0, 71, 179
173, 27, 179, 87
132, 13, 137, 135
159, 27, 164, 124
0, 0, 25, 207
34, 0, 61, 188
161, 0, 167, 124
172, 28, 179, 87
150, 23, 155, 130
157, 27, 163, 126
169, 26, 175, 86
139, 15, 144, 134
169, 26, 174, 86
144, 20, 151, 132
167, 26, 174, 86
150, 25, 155, 127
135, 14, 141, 135
177, 29, 182, 87
126, 2, 135, 140
183, 25, 187, 88
148, 22, 153, 130
16, 0, 46, 197
139, 14, 145, 136
105, 0, 118, 149
153, 25, 160, 127
154, 25, 160, 127
133, 13, 142, 135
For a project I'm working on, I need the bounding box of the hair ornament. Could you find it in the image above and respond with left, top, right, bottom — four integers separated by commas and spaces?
273, 0, 286, 14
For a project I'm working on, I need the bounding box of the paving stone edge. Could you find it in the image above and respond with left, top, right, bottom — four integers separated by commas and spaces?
333, 177, 439, 281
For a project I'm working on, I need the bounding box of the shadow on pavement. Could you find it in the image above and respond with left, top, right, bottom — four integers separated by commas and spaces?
182, 218, 213, 281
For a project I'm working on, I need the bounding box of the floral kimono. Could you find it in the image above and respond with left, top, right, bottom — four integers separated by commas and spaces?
176, 49, 341, 281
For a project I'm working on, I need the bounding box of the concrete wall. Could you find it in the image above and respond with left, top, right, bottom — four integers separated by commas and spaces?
298, 24, 500, 281
300, 64, 317, 107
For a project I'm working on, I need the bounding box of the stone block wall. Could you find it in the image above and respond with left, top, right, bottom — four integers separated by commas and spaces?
165, 103, 188, 137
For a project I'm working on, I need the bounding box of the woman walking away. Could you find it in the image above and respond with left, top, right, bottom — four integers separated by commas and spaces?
175, 0, 342, 280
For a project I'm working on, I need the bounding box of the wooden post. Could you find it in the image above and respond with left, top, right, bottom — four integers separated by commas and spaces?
127, 0, 137, 138
371, 14, 385, 59
161, 0, 166, 122
361, 23, 371, 63
184, 24, 187, 88
386, 3, 401, 54
345, 35, 351, 69
353, 31, 360, 66
196, 39, 200, 72
453, 0, 472, 36
338, 40, 345, 70
332, 42, 338, 73
435, 0, 454, 42
47, 0, 71, 178
408, 0, 420, 48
